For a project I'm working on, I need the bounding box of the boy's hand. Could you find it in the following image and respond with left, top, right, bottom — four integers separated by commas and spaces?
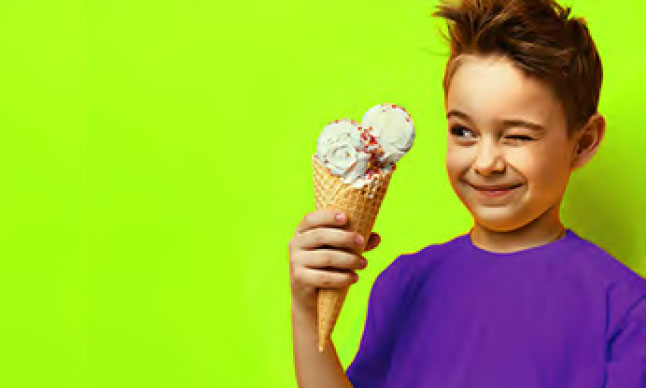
288, 209, 380, 315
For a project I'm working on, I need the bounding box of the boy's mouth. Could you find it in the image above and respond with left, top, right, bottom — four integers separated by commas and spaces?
469, 183, 523, 197
470, 183, 522, 190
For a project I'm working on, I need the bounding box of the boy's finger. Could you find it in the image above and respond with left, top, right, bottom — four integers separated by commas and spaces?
295, 209, 347, 234
296, 227, 362, 251
363, 233, 381, 252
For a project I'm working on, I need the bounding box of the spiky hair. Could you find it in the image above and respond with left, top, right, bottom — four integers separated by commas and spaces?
434, 0, 602, 133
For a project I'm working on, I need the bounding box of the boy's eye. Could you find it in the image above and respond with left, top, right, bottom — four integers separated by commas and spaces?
450, 125, 475, 139
449, 125, 533, 142
506, 135, 533, 141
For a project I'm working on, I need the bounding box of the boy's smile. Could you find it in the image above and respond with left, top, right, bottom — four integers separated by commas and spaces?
443, 54, 600, 251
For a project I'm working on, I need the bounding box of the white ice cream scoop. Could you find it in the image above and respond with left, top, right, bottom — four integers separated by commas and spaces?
316, 119, 372, 188
361, 104, 415, 170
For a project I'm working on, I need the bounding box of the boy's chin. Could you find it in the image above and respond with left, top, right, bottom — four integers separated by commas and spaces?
471, 210, 531, 233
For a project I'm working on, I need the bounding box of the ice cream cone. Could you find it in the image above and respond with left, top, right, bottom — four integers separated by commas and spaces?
312, 154, 393, 352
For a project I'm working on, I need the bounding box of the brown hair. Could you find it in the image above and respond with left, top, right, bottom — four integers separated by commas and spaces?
433, 0, 602, 135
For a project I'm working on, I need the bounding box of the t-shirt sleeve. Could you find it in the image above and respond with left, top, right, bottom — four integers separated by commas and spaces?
604, 275, 646, 387
345, 254, 411, 388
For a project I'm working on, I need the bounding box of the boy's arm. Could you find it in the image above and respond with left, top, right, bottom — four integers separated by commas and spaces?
291, 300, 353, 388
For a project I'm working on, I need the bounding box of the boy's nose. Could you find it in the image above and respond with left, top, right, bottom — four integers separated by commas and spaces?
474, 141, 505, 176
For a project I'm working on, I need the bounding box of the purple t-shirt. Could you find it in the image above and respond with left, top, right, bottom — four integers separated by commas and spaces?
345, 229, 646, 387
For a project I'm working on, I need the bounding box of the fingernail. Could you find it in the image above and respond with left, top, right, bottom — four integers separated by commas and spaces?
352, 273, 359, 282
360, 258, 367, 267
355, 235, 364, 246
335, 213, 345, 222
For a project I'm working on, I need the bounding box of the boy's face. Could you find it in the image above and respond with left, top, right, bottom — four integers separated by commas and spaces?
445, 54, 578, 232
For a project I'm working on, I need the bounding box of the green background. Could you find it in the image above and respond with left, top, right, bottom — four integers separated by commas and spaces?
0, 0, 644, 386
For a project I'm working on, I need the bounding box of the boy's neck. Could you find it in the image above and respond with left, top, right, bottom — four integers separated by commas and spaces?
469, 203, 566, 254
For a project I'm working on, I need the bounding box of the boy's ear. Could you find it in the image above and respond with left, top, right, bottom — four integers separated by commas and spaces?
571, 113, 605, 170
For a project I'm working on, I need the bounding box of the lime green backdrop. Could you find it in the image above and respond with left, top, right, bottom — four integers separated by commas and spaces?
0, 0, 644, 387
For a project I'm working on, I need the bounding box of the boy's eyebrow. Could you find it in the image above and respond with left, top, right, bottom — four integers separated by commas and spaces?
446, 109, 546, 132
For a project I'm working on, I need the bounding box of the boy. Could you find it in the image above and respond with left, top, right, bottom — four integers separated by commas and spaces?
288, 0, 646, 386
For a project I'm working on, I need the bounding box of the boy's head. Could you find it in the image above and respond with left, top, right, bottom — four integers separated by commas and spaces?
433, 0, 606, 232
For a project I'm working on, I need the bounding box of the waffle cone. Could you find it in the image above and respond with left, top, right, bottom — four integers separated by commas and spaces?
312, 154, 393, 352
